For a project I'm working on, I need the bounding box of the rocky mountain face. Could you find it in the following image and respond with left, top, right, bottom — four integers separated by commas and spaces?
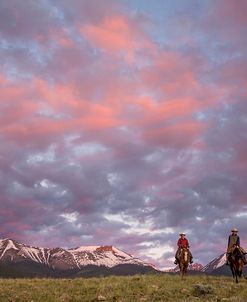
189, 263, 204, 271
166, 263, 203, 273
0, 238, 157, 278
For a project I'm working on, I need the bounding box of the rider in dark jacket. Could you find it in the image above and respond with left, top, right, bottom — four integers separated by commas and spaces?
226, 228, 247, 265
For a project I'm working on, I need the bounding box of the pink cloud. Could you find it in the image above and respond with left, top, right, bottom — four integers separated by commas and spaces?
139, 50, 205, 99
81, 15, 154, 61
0, 75, 123, 144
135, 97, 200, 123
143, 121, 206, 148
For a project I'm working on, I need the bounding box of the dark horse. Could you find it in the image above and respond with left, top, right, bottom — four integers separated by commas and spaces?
229, 245, 244, 283
178, 247, 190, 279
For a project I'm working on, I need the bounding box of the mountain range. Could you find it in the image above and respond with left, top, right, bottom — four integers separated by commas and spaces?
0, 238, 246, 278
0, 238, 157, 278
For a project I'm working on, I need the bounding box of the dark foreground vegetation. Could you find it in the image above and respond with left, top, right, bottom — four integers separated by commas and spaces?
0, 274, 246, 302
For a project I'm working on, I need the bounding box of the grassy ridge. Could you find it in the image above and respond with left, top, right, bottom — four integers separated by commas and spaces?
0, 274, 246, 302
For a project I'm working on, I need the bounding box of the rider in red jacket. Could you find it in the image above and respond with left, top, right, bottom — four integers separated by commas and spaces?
177, 236, 189, 249
174, 233, 193, 264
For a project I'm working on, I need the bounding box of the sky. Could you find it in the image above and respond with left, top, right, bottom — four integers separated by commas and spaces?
0, 0, 247, 269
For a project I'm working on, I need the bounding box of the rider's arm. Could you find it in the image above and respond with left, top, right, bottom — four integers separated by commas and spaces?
237, 236, 240, 246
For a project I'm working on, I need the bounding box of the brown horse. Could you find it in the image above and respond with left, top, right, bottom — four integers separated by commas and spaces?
229, 246, 244, 283
178, 247, 190, 279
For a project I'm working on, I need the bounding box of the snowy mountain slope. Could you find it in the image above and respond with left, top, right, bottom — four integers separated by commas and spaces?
0, 238, 51, 265
0, 238, 155, 273
202, 253, 226, 273
68, 245, 148, 268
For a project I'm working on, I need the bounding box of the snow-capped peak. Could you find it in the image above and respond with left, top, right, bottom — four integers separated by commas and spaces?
0, 238, 19, 260
202, 253, 226, 273
68, 245, 101, 252
68, 244, 149, 268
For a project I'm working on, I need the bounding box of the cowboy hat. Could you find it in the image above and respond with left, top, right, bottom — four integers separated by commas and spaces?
231, 228, 238, 232
179, 232, 186, 236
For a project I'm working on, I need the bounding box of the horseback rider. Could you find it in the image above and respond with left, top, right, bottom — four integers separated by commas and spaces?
226, 228, 247, 265
174, 233, 193, 265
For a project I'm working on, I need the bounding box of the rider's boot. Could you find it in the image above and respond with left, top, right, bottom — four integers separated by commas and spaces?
190, 257, 193, 264
174, 258, 178, 265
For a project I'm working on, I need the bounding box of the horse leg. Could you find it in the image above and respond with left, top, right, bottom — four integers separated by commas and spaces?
235, 274, 238, 283
182, 268, 186, 279
242, 270, 245, 279
239, 261, 244, 279
230, 264, 235, 280
185, 263, 188, 278
178, 263, 182, 278
240, 262, 245, 279
238, 269, 243, 281
234, 267, 238, 284
183, 265, 186, 279
180, 264, 184, 280
182, 263, 188, 280
236, 261, 243, 282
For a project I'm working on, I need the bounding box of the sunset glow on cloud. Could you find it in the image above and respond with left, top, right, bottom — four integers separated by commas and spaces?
0, 0, 247, 269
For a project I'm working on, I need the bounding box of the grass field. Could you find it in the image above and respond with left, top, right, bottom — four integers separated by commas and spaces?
0, 274, 247, 302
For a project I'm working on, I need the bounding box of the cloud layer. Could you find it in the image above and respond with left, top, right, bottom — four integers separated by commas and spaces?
0, 0, 247, 268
